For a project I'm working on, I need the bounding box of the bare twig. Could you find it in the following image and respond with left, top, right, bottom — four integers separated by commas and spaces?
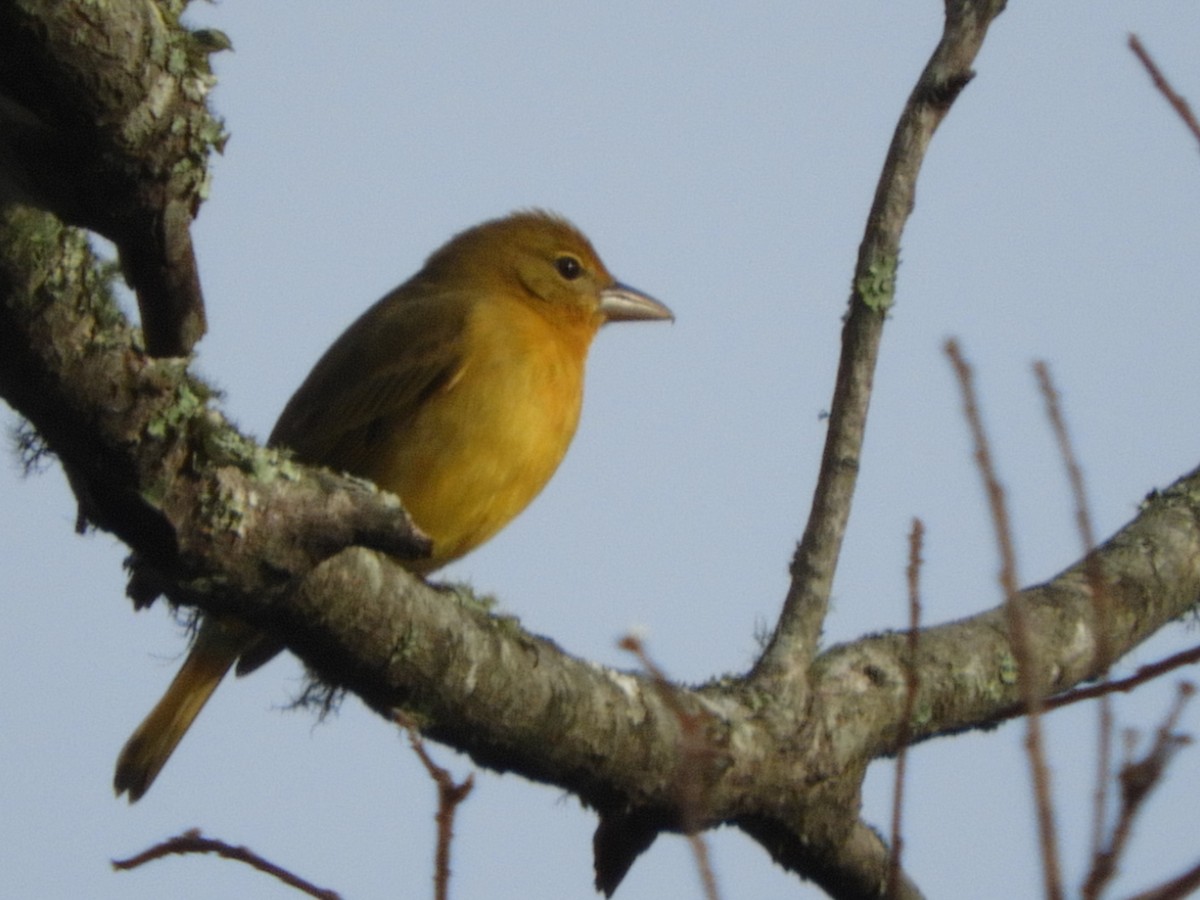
1126, 857, 1200, 900
946, 340, 1063, 900
755, 0, 1007, 688
1129, 34, 1200, 150
1084, 684, 1195, 898
1034, 360, 1115, 879
394, 713, 475, 900
1034, 362, 1108, 666
887, 519, 924, 900
112, 829, 340, 899
621, 636, 722, 900
987, 645, 1200, 725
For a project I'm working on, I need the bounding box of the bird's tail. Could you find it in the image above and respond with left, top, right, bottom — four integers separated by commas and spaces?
114, 619, 249, 802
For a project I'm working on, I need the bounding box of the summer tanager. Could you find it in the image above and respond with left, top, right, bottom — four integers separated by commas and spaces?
114, 210, 672, 801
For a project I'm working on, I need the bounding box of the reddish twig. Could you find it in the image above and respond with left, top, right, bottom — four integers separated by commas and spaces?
394, 712, 474, 900
887, 518, 924, 900
1084, 684, 1195, 898
1034, 360, 1115, 881
946, 339, 1063, 900
620, 635, 722, 900
1125, 857, 1200, 900
112, 829, 340, 899
1129, 34, 1200, 149
1034, 361, 1109, 666
986, 644, 1200, 725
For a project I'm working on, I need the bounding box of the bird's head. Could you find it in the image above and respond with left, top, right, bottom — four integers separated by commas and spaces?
419, 210, 673, 329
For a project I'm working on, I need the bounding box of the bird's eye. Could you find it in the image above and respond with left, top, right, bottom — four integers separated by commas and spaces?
555, 255, 583, 280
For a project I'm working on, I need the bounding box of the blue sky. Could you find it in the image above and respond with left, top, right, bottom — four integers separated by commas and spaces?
4, 3, 1200, 898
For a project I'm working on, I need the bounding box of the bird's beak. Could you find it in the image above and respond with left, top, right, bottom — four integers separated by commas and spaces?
599, 282, 674, 323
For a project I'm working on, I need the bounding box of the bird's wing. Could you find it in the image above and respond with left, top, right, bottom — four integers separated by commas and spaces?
267, 285, 471, 475
234, 289, 470, 678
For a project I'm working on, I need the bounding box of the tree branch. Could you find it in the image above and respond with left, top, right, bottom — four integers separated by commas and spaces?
0, 0, 226, 356
755, 0, 1009, 690
8, 3, 1200, 899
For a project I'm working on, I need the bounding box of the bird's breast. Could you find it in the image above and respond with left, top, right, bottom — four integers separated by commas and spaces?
377, 295, 595, 569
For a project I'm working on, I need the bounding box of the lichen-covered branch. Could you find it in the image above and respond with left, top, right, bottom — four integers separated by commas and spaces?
755, 0, 1009, 690
0, 206, 429, 618
0, 0, 227, 356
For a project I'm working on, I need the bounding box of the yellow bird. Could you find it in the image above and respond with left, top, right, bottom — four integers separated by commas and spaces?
114, 210, 672, 801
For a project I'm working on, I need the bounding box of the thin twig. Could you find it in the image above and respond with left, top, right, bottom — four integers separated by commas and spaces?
987, 644, 1200, 724
112, 829, 341, 900
1129, 34, 1200, 149
620, 636, 722, 900
1125, 856, 1200, 900
754, 0, 1002, 686
1034, 362, 1108, 666
1084, 684, 1195, 898
946, 340, 1063, 900
1034, 360, 1114, 881
394, 712, 475, 900
887, 518, 924, 900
